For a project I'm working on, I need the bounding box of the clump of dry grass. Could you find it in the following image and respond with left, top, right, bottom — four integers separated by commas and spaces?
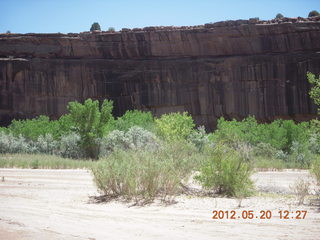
0, 154, 95, 169
291, 178, 310, 205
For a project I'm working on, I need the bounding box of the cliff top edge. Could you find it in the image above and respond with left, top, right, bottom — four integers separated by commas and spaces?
1, 16, 320, 38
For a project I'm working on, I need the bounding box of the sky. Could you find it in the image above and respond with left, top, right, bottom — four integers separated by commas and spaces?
1, 0, 319, 33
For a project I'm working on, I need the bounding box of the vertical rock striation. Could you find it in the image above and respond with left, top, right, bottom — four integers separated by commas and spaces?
0, 18, 320, 129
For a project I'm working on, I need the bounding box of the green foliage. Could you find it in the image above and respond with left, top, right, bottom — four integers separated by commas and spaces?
214, 117, 309, 152
213, 116, 259, 146
115, 110, 154, 132
307, 72, 320, 112
308, 10, 320, 17
67, 98, 114, 159
8, 115, 60, 140
57, 114, 75, 135
213, 116, 314, 168
195, 144, 254, 197
108, 27, 115, 32
155, 112, 195, 141
92, 142, 201, 203
276, 13, 284, 19
90, 22, 101, 31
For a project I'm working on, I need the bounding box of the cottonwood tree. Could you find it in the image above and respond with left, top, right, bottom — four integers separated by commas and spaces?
67, 99, 113, 159
307, 72, 320, 112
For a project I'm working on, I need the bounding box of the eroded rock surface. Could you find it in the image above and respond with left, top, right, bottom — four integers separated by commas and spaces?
1, 18, 320, 129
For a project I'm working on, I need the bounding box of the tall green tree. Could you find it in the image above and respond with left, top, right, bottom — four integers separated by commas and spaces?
90, 22, 101, 31
67, 98, 113, 159
307, 72, 320, 113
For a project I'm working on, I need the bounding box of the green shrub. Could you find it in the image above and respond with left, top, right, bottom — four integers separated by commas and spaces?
8, 115, 60, 140
115, 110, 154, 132
212, 117, 245, 145
195, 144, 254, 197
92, 142, 201, 203
213, 116, 264, 147
253, 142, 278, 159
214, 116, 310, 152
155, 112, 195, 141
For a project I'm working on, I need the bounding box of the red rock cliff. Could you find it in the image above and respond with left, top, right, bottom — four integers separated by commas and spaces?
1, 18, 320, 129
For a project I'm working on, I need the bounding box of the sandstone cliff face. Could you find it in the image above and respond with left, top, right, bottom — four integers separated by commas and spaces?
1, 19, 320, 129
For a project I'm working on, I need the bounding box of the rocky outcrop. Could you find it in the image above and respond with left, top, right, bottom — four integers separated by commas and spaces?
1, 18, 320, 129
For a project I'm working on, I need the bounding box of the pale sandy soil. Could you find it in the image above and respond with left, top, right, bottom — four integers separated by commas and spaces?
0, 168, 319, 240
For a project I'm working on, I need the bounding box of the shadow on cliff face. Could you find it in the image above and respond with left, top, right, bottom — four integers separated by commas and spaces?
0, 113, 28, 127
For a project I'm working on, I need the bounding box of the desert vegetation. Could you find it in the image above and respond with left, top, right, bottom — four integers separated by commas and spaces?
0, 73, 319, 202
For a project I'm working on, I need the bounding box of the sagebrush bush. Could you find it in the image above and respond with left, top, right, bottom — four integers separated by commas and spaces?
187, 126, 209, 151
99, 126, 158, 157
309, 120, 320, 154
58, 133, 84, 159
195, 144, 254, 197
289, 141, 312, 168
253, 142, 277, 159
92, 142, 201, 203
291, 179, 310, 205
312, 158, 320, 188
0, 132, 30, 154
126, 126, 159, 150
32, 134, 58, 155
0, 131, 84, 159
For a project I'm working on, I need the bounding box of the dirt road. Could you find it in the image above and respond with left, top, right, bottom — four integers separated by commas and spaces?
0, 168, 319, 240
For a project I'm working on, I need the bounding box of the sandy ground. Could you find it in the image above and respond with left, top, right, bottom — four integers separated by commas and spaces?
0, 168, 319, 240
